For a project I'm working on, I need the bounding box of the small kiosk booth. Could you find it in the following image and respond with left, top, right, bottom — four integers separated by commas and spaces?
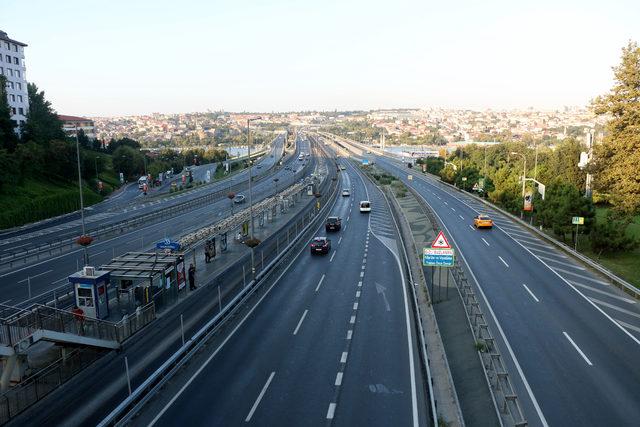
68, 266, 111, 320
100, 252, 186, 314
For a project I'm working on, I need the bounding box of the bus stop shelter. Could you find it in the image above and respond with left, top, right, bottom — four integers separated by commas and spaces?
100, 252, 187, 315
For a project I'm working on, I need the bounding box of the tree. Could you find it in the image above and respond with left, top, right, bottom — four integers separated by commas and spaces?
536, 181, 595, 241
0, 75, 19, 151
592, 41, 640, 216
112, 146, 144, 179
21, 83, 66, 146
591, 211, 638, 254
76, 128, 90, 149
106, 137, 141, 154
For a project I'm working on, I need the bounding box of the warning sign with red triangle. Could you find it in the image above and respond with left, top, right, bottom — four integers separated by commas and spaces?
431, 231, 451, 249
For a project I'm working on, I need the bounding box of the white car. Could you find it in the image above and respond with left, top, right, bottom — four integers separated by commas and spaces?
342, 189, 350, 197
359, 201, 371, 213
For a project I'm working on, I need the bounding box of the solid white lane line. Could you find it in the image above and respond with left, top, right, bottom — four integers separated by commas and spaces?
293, 310, 309, 335
329, 252, 336, 262
522, 284, 540, 302
338, 236, 342, 245
563, 332, 593, 366
517, 239, 552, 250
570, 282, 635, 304
245, 372, 276, 422
353, 302, 359, 310
335, 372, 343, 386
346, 330, 353, 340
459, 215, 465, 220
481, 238, 490, 247
527, 246, 568, 259
1, 299, 12, 304
17, 269, 53, 283
587, 297, 640, 319
537, 255, 586, 270
498, 256, 509, 268
315, 275, 325, 292
90, 249, 107, 257
326, 403, 337, 419
340, 352, 348, 363
350, 315, 356, 324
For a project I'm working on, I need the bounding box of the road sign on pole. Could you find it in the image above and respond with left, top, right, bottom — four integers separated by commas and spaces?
431, 231, 451, 249
423, 248, 455, 267
572, 216, 584, 225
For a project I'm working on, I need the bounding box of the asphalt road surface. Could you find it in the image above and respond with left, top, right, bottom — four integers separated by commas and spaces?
133, 155, 427, 427
375, 155, 640, 427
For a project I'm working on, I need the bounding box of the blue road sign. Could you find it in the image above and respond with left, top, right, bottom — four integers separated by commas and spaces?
362, 158, 369, 165
156, 238, 181, 251
423, 248, 455, 267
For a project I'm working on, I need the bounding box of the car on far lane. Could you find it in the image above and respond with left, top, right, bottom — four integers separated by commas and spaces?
342, 189, 350, 197
233, 194, 246, 204
310, 237, 331, 255
325, 217, 342, 232
473, 214, 493, 229
359, 200, 371, 213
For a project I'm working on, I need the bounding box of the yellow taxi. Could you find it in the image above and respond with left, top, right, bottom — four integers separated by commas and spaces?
473, 214, 493, 229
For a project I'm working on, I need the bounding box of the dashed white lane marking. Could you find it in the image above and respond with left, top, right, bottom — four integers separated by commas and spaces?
326, 403, 337, 419
340, 352, 348, 363
358, 281, 362, 287
468, 225, 475, 231
459, 215, 464, 220
245, 371, 276, 422
563, 332, 593, 366
498, 256, 509, 268
443, 201, 448, 205
522, 284, 540, 302
338, 236, 342, 245
329, 252, 336, 262
335, 372, 343, 386
360, 271, 364, 277
346, 330, 353, 340
293, 310, 308, 335
350, 315, 356, 324
570, 282, 635, 304
588, 297, 640, 319
451, 207, 456, 212
481, 238, 490, 247
315, 275, 325, 292
353, 302, 359, 310
361, 265, 365, 270
356, 290, 361, 298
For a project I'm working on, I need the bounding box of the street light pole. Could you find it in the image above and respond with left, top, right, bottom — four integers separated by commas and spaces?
247, 117, 261, 239
510, 151, 527, 218
75, 125, 88, 266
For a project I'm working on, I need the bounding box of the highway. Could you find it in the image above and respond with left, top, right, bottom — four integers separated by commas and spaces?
131, 153, 427, 426
0, 135, 303, 306
0, 135, 286, 258
373, 154, 640, 427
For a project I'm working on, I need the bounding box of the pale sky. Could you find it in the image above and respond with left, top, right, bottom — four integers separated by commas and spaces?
2, 0, 639, 116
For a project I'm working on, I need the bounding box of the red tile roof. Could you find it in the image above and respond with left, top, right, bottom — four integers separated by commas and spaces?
58, 115, 92, 122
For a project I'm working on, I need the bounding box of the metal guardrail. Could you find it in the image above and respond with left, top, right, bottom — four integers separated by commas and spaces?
407, 184, 527, 427
97, 140, 339, 427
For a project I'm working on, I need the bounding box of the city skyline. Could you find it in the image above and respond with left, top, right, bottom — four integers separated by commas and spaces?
3, 0, 640, 116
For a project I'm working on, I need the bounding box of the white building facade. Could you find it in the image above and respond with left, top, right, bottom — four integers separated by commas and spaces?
0, 30, 28, 132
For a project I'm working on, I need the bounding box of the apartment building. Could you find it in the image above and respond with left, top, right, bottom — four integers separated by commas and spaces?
0, 30, 28, 132
59, 115, 96, 140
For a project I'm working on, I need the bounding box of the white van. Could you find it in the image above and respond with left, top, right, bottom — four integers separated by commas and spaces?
359, 201, 371, 213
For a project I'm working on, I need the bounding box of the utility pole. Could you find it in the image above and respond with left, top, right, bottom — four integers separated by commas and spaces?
247, 117, 261, 239
510, 151, 527, 219
75, 125, 89, 266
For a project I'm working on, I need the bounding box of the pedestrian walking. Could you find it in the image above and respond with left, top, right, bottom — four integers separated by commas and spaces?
204, 242, 211, 263
71, 305, 85, 335
188, 263, 197, 290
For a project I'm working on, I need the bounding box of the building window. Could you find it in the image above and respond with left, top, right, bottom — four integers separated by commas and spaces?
11, 108, 16, 115
15, 70, 20, 78
18, 95, 23, 102
10, 94, 15, 102
18, 108, 24, 115
4, 42, 9, 49
7, 81, 14, 89
16, 82, 21, 90
13, 45, 18, 52
0, 67, 2, 74
7, 69, 12, 77
13, 57, 18, 65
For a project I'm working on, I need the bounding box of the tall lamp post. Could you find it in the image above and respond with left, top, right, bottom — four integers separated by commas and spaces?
75, 125, 89, 266
510, 151, 527, 218
247, 116, 261, 239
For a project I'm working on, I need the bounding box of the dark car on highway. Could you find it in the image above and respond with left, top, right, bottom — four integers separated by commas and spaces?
310, 237, 331, 255
325, 217, 342, 232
